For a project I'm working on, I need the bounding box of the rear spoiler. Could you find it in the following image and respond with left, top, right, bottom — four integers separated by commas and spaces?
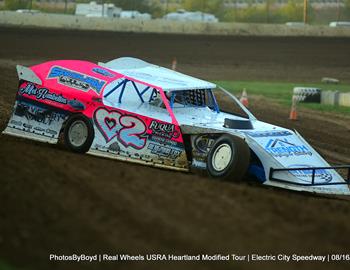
16, 65, 42, 85
269, 165, 350, 186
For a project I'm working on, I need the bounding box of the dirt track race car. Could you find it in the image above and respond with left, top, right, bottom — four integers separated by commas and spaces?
3, 57, 350, 195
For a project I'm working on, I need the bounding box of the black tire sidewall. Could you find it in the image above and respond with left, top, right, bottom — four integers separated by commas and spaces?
64, 114, 94, 153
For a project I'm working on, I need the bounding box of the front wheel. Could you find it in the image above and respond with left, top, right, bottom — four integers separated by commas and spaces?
64, 114, 94, 153
207, 134, 250, 181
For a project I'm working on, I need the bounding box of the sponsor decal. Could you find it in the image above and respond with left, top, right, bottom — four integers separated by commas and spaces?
246, 130, 293, 138
48, 66, 106, 93
19, 83, 67, 104
94, 107, 147, 149
288, 164, 333, 183
10, 120, 22, 127
108, 142, 120, 152
265, 138, 312, 157
46, 129, 58, 135
23, 123, 32, 129
94, 143, 131, 157
14, 101, 67, 125
34, 126, 46, 132
148, 120, 179, 139
193, 135, 214, 154
148, 135, 182, 148
10, 100, 67, 138
92, 67, 115, 78
147, 143, 182, 159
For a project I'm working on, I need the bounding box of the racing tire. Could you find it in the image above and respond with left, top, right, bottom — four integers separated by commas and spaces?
64, 114, 94, 153
207, 134, 250, 181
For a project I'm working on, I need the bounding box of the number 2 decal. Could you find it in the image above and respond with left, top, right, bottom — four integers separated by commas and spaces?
93, 107, 147, 149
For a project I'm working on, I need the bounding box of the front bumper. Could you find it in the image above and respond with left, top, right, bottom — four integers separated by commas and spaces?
269, 165, 350, 186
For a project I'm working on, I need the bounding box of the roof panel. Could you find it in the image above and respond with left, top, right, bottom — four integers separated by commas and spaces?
99, 57, 216, 91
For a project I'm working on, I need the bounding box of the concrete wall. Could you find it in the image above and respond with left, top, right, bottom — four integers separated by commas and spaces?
338, 92, 350, 107
321, 90, 339, 106
1, 11, 350, 37
321, 91, 350, 107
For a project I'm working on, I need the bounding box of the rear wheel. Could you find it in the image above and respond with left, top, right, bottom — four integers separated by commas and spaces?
207, 134, 250, 181
64, 114, 94, 153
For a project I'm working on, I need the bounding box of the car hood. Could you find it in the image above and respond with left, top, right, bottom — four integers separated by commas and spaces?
180, 114, 350, 195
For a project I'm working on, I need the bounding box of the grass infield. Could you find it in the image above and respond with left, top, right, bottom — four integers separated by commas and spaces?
215, 80, 350, 116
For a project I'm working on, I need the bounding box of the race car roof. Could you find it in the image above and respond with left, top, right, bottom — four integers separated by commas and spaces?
98, 57, 216, 91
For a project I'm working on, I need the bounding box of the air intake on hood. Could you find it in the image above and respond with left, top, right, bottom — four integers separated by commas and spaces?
224, 118, 253, 130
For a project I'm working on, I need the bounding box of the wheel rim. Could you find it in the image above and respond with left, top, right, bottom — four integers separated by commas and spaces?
211, 143, 233, 172
68, 120, 88, 147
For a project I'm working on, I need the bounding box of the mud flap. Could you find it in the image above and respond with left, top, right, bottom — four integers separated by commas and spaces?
2, 98, 69, 144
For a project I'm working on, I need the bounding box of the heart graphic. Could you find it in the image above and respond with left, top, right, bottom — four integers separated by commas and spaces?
94, 108, 122, 142
105, 118, 116, 130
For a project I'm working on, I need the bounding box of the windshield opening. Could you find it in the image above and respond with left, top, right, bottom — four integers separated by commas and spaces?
212, 88, 249, 119
168, 88, 250, 119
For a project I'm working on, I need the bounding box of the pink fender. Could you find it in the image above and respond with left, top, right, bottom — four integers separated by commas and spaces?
24, 60, 183, 145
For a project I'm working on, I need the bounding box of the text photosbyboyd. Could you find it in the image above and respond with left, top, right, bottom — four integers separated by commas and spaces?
48, 253, 346, 263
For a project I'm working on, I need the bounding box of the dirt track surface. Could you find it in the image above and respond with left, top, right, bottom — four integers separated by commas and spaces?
0, 27, 350, 270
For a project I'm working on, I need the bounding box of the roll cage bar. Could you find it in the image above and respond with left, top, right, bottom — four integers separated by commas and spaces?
102, 78, 257, 124
102, 78, 178, 124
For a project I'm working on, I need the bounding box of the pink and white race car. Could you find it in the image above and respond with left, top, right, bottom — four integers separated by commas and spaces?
3, 57, 350, 195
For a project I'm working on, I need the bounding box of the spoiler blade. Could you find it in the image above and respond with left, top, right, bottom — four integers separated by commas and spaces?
16, 65, 42, 85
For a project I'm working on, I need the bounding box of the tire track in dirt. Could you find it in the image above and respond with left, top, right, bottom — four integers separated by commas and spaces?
1, 27, 350, 270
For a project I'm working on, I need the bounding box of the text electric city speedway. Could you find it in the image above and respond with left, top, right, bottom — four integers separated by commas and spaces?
48, 253, 333, 262
3, 57, 350, 195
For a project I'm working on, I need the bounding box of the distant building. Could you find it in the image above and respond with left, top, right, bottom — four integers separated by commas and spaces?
223, 0, 345, 9
75, 1, 121, 18
75, 2, 151, 20
329, 21, 350, 27
16, 9, 41, 14
120, 11, 152, 20
163, 9, 219, 23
